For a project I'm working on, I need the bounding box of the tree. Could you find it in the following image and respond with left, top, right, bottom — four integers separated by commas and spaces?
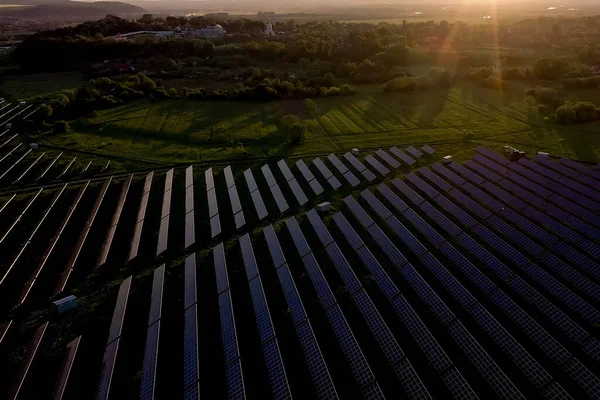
139, 14, 153, 24
39, 104, 53, 119
533, 58, 569, 80
54, 120, 69, 134
303, 98, 317, 115
288, 122, 307, 145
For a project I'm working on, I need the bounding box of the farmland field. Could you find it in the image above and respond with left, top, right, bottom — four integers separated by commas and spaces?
43, 83, 600, 165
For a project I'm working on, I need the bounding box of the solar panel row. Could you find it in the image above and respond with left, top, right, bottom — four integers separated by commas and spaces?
262, 164, 290, 213
375, 149, 400, 168
278, 160, 309, 205
55, 178, 112, 295
365, 155, 390, 176
97, 276, 132, 400
12, 151, 45, 184
0, 187, 42, 244
8, 322, 48, 400
344, 152, 376, 181
129, 172, 154, 261
406, 146, 423, 158
212, 246, 246, 398
183, 167, 197, 248
97, 174, 133, 267
296, 159, 325, 195
53, 335, 81, 400
0, 148, 32, 181
389, 147, 416, 166
156, 170, 173, 256
222, 166, 246, 230
262, 225, 338, 398
327, 153, 360, 187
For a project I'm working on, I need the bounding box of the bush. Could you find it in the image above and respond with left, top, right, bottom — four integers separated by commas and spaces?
533, 86, 564, 107
303, 98, 317, 115
280, 114, 301, 127
533, 57, 569, 80
555, 101, 600, 124
54, 120, 69, 134
288, 122, 307, 145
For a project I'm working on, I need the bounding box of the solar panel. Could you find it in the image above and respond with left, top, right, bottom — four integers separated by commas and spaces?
419, 202, 462, 237
327, 175, 343, 190
184, 254, 197, 309
277, 159, 295, 181
433, 195, 479, 228
343, 195, 375, 228
456, 232, 515, 281
475, 146, 510, 165
0, 148, 32, 181
391, 178, 425, 206
507, 162, 550, 185
218, 290, 241, 364
213, 243, 230, 294
467, 304, 553, 389
301, 253, 337, 309
0, 193, 15, 214
269, 184, 289, 213
538, 252, 600, 302
52, 335, 80, 400
559, 176, 600, 202
327, 153, 349, 174
403, 208, 445, 248
296, 159, 316, 181
389, 147, 416, 165
288, 178, 308, 206
561, 358, 600, 398
342, 171, 361, 187
261, 164, 278, 187
559, 158, 600, 179
207, 188, 219, 218
140, 321, 160, 400
406, 146, 423, 158
537, 156, 579, 178
390, 295, 453, 372
156, 217, 169, 257
447, 188, 492, 220
325, 243, 362, 294
421, 145, 436, 155
466, 159, 502, 183
147, 265, 165, 325
332, 211, 364, 249
547, 180, 600, 212
205, 168, 215, 191
547, 194, 600, 228
525, 206, 582, 244
365, 155, 390, 176
356, 246, 400, 300
95, 339, 119, 400
160, 188, 172, 218
486, 215, 543, 256
0, 187, 42, 244
376, 183, 409, 212
308, 178, 325, 195
369, 223, 411, 266
164, 168, 174, 191
107, 276, 132, 345
233, 211, 245, 230
248, 278, 276, 344
439, 242, 497, 294
375, 149, 400, 168
552, 241, 600, 282
263, 225, 286, 268
224, 167, 236, 194
326, 304, 378, 390
286, 217, 311, 257
0, 320, 12, 345
447, 161, 486, 184
481, 181, 527, 210
250, 190, 268, 220
13, 151, 45, 184
8, 322, 48, 400
307, 209, 334, 246
343, 152, 366, 172
360, 189, 392, 220
186, 165, 194, 188
183, 383, 200, 400
462, 182, 505, 211
97, 175, 133, 267
313, 157, 333, 179
294, 321, 338, 399
276, 265, 307, 325
185, 212, 195, 249
263, 339, 292, 399
447, 320, 523, 399
244, 168, 259, 192
418, 167, 452, 192
421, 253, 477, 309
240, 234, 259, 281
228, 186, 242, 214
431, 162, 466, 185
224, 359, 245, 400
544, 203, 600, 240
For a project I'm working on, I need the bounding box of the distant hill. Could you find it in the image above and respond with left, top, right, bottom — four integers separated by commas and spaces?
1, 1, 145, 18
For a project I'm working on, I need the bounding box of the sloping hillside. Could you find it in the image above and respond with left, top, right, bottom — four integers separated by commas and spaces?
2, 1, 144, 18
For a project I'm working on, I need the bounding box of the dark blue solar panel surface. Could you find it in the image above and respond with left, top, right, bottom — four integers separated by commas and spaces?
466, 160, 502, 182
447, 161, 485, 184
183, 307, 199, 390
431, 162, 466, 185
481, 181, 527, 210
456, 232, 514, 281
406, 146, 423, 158
307, 209, 334, 246
342, 170, 361, 187
406, 173, 440, 199
561, 358, 600, 398
261, 164, 277, 187
327, 175, 343, 190
507, 171, 552, 198
225, 359, 245, 400
544, 204, 600, 240
313, 157, 333, 179
302, 253, 337, 309
498, 179, 546, 208
418, 167, 452, 192
365, 155, 390, 176
486, 215, 544, 256
244, 169, 259, 192
421, 145, 436, 155
499, 208, 557, 246
389, 147, 416, 165
518, 158, 561, 181
343, 152, 367, 172
360, 189, 392, 220
391, 178, 425, 206
472, 154, 509, 175
375, 149, 400, 168
344, 195, 375, 228
420, 253, 477, 309
249, 278, 276, 344
250, 190, 268, 220
402, 208, 445, 248
270, 184, 290, 214
548, 194, 600, 227
296, 159, 316, 181
447, 188, 492, 220
355, 246, 400, 299
218, 290, 240, 364
223, 165, 234, 189
471, 224, 529, 267
461, 182, 504, 211
385, 217, 427, 257
277, 159, 295, 181
288, 178, 309, 206
376, 183, 409, 212
147, 265, 164, 325
475, 146, 510, 166
552, 241, 600, 281
333, 212, 365, 250
264, 225, 286, 268
228, 186, 242, 214
525, 206, 583, 244
507, 162, 550, 185
560, 158, 600, 178
263, 339, 292, 399
326, 243, 362, 294
546, 180, 600, 212
439, 242, 497, 294
286, 217, 311, 257
559, 177, 600, 202
433, 195, 479, 228
277, 264, 307, 325
213, 244, 229, 294
327, 153, 349, 174
140, 322, 160, 400
184, 255, 197, 309
419, 202, 462, 237
537, 156, 579, 178
538, 252, 600, 302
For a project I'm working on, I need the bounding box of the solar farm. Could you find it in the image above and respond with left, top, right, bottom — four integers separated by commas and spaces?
2, 108, 600, 400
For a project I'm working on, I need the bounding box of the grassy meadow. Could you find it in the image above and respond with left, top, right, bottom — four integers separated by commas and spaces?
42, 82, 600, 165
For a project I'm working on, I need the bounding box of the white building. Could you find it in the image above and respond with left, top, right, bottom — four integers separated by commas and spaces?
198, 25, 226, 38
265, 22, 274, 36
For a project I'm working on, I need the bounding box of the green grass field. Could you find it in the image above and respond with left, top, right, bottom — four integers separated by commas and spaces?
0, 72, 85, 101
43, 83, 600, 165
